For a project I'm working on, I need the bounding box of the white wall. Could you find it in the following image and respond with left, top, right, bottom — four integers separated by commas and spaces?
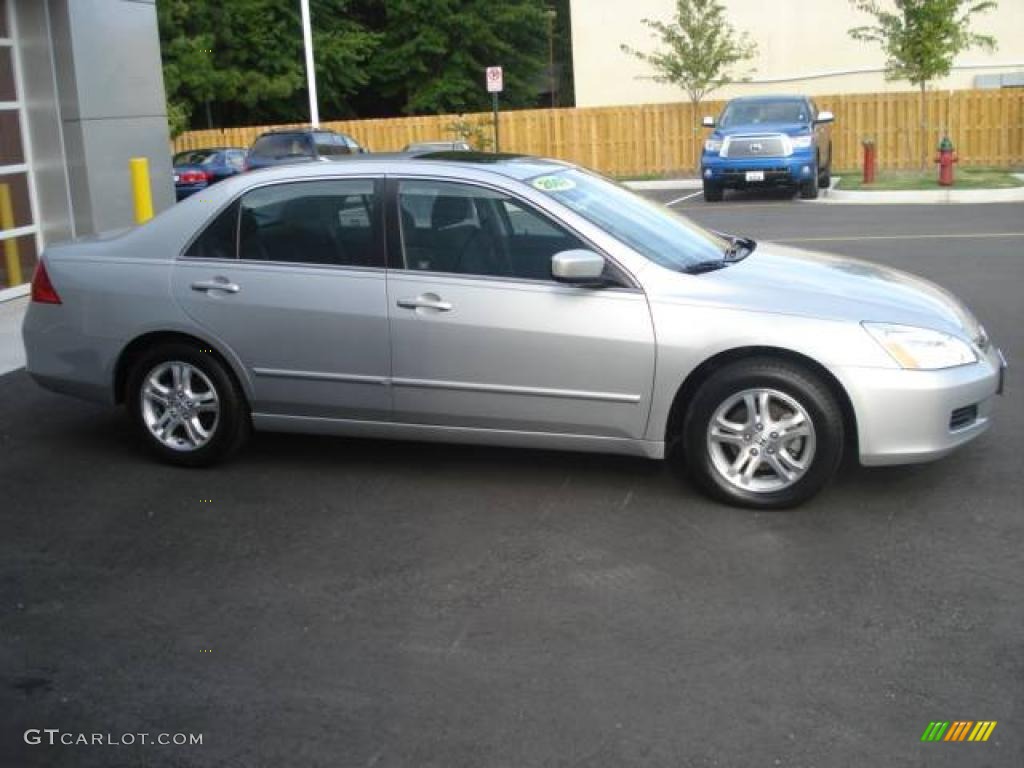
571, 0, 1024, 107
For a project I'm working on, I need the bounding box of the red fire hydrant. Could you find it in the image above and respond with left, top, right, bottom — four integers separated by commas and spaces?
936, 135, 957, 187
862, 138, 876, 184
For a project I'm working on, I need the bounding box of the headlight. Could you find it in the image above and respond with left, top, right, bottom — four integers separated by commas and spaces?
790, 135, 813, 150
863, 323, 978, 370
704, 139, 723, 153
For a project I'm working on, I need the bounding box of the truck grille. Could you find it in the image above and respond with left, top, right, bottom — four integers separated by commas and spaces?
724, 136, 787, 158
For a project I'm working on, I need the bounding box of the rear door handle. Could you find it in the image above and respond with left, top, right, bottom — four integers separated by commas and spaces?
191, 278, 240, 294
397, 295, 452, 312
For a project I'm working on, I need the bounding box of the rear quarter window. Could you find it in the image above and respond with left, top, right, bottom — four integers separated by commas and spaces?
184, 200, 239, 259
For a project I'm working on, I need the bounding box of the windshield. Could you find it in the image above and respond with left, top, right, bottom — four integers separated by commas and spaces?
527, 169, 729, 271
720, 100, 809, 127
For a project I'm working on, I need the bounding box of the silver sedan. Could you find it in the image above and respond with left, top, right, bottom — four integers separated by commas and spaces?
22, 154, 1006, 508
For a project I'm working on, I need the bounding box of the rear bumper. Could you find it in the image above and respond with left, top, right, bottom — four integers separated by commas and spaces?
22, 303, 118, 405
175, 183, 208, 201
702, 152, 816, 188
836, 345, 1005, 466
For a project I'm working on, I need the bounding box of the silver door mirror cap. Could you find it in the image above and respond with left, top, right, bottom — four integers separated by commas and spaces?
551, 249, 606, 283
815, 110, 835, 124
701, 116, 716, 128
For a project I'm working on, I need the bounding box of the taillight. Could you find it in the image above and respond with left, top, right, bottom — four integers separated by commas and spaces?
179, 170, 211, 184
31, 260, 62, 304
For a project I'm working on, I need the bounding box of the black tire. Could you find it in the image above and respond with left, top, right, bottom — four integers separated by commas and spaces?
703, 181, 724, 202
818, 146, 832, 189
126, 342, 250, 467
682, 358, 844, 509
800, 163, 820, 199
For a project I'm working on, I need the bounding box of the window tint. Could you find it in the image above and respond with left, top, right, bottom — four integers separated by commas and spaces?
238, 179, 380, 267
397, 180, 587, 281
251, 133, 313, 159
185, 200, 239, 259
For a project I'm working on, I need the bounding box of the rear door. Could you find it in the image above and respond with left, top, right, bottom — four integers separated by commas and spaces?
172, 177, 391, 420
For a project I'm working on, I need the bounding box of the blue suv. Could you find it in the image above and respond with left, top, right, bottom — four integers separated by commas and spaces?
700, 95, 834, 202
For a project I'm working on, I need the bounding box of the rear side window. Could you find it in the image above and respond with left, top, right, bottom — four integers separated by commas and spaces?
313, 133, 351, 157
251, 133, 313, 160
184, 200, 239, 259
237, 179, 381, 267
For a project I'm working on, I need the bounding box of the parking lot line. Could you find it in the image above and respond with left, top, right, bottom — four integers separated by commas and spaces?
774, 232, 1024, 243
666, 190, 703, 206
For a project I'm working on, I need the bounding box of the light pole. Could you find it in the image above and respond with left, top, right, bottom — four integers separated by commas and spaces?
300, 0, 320, 127
545, 8, 557, 108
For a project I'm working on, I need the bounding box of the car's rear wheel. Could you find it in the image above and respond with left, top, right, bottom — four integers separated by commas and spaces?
682, 358, 844, 508
818, 147, 832, 189
703, 181, 724, 202
127, 342, 250, 467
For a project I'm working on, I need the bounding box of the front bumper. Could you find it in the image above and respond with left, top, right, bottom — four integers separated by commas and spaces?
836, 344, 1006, 466
701, 151, 815, 188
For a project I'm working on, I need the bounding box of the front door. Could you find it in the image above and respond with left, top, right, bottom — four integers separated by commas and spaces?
386, 178, 655, 440
172, 177, 391, 420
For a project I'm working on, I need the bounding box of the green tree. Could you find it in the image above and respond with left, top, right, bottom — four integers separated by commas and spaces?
849, 0, 998, 168
365, 0, 549, 116
158, 0, 379, 130
620, 0, 757, 161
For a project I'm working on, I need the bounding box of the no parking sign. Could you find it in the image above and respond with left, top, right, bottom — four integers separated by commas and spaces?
486, 66, 503, 93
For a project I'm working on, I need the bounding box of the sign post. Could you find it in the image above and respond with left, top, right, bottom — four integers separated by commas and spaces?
486, 66, 503, 153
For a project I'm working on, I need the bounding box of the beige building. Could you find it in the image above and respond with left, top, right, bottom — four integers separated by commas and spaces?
570, 0, 1024, 107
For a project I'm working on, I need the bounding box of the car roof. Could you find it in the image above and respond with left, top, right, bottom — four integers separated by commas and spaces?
174, 147, 244, 153
256, 127, 345, 136
239, 152, 573, 182
727, 94, 809, 104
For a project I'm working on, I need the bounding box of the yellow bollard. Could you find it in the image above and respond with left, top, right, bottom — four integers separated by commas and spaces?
129, 157, 154, 224
0, 183, 23, 287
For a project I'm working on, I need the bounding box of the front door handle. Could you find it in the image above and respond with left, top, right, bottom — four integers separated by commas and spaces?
397, 294, 452, 312
191, 277, 240, 294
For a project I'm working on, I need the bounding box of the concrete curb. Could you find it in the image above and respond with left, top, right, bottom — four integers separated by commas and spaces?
822, 176, 1024, 204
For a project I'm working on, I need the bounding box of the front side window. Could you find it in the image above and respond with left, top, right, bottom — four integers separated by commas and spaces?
397, 179, 587, 281
237, 179, 381, 267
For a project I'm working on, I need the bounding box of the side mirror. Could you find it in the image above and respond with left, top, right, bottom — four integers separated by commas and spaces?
551, 249, 606, 284
814, 110, 834, 125
701, 116, 716, 128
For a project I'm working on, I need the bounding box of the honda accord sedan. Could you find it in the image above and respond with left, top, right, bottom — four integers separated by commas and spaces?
22, 153, 1006, 508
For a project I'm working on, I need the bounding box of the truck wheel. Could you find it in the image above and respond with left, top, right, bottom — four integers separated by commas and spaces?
682, 358, 844, 509
127, 342, 250, 467
800, 167, 819, 199
818, 148, 832, 188
703, 181, 724, 202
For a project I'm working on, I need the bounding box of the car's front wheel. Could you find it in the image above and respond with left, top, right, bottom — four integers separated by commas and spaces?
127, 342, 250, 467
703, 180, 724, 202
683, 358, 844, 508
800, 163, 820, 199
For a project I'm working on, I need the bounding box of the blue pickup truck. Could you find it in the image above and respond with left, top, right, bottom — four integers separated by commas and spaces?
700, 95, 834, 202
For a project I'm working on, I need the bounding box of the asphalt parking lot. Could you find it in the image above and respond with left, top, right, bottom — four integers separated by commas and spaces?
2, 196, 1022, 767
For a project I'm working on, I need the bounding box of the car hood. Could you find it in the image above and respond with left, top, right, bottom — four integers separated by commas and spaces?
713, 122, 809, 137
652, 243, 980, 337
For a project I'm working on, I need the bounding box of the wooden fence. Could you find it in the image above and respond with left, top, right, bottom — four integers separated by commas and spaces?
174, 89, 1024, 176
